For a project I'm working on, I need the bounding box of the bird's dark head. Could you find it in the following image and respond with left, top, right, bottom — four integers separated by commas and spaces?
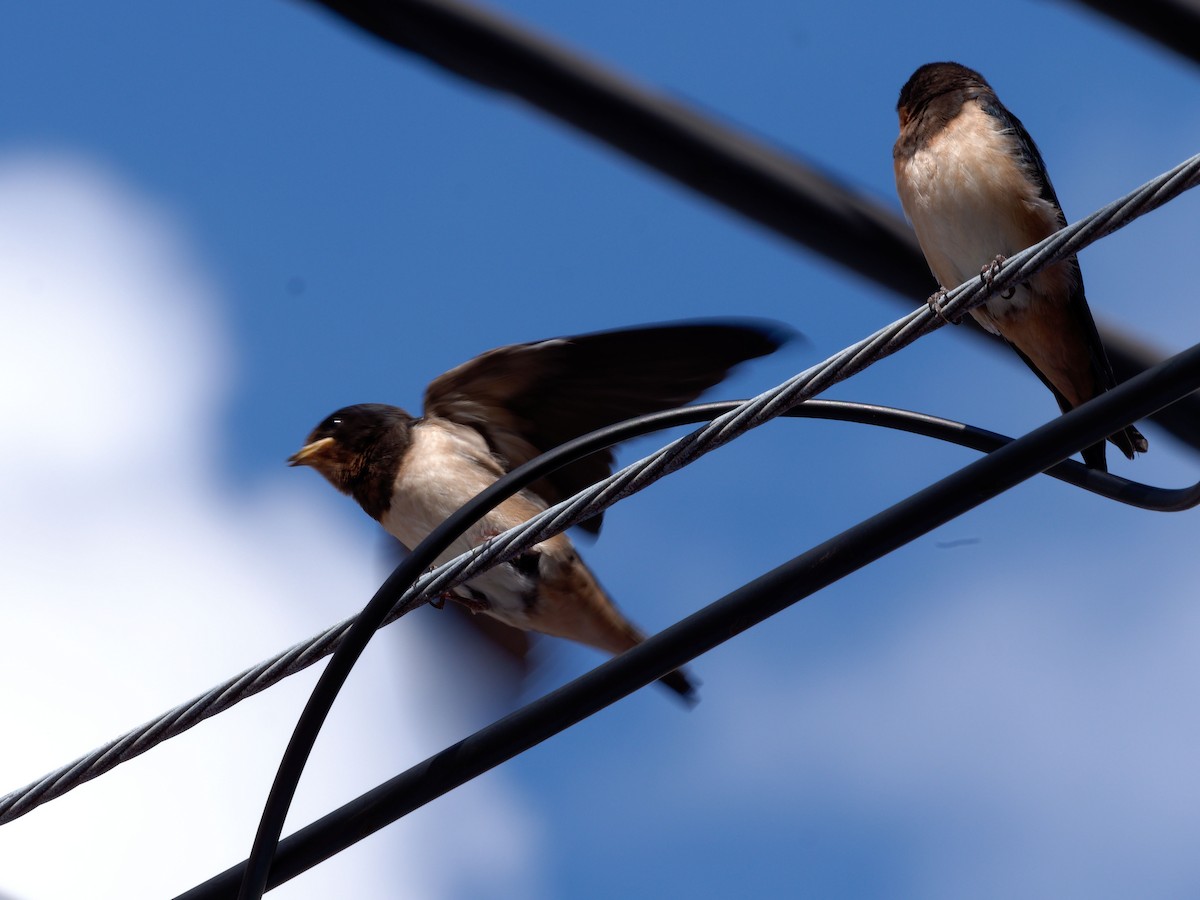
288, 403, 414, 513
896, 61, 989, 128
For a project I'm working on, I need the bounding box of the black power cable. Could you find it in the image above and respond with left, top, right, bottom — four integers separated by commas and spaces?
1069, 0, 1200, 67
223, 338, 1200, 900
302, 0, 1200, 450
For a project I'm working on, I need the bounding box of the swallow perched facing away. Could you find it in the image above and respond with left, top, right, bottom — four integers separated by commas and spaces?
289, 321, 790, 703
893, 61, 1147, 470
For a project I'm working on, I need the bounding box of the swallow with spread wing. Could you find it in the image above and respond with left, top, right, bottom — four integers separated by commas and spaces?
290, 321, 791, 702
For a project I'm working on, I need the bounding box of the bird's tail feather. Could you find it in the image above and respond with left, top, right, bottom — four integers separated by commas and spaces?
538, 547, 699, 705
1110, 423, 1148, 461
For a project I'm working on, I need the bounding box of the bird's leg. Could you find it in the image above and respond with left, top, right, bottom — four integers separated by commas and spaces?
427, 529, 503, 613
980, 254, 1016, 299
450, 587, 492, 614
422, 564, 489, 612
429, 584, 492, 613
418, 560, 453, 609
926, 286, 960, 324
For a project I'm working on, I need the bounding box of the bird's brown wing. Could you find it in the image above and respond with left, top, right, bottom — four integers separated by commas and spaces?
423, 320, 791, 533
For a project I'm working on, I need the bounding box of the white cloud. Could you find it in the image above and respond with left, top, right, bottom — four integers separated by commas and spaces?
0, 155, 543, 900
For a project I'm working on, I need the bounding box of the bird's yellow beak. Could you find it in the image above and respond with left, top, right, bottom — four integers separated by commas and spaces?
287, 436, 335, 467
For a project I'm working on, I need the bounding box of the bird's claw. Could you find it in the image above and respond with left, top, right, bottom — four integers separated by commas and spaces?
926, 287, 959, 324
428, 587, 491, 614
980, 254, 1016, 299
980, 254, 1004, 286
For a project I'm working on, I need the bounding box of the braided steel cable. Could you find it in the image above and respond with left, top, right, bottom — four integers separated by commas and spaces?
407, 150, 1200, 608
2, 150, 1197, 837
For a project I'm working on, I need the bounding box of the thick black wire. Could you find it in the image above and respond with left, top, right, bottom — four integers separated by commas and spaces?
303, 0, 926, 292
185, 338, 1200, 900
302, 0, 1200, 450
1070, 0, 1200, 67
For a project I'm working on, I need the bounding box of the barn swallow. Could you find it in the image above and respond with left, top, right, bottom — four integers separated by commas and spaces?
289, 321, 790, 702
893, 61, 1147, 470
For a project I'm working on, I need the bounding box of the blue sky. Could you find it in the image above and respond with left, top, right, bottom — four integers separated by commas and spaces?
2, 1, 1200, 898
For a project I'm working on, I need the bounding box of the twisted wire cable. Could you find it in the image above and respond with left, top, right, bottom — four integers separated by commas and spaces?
408, 151, 1200, 605
2, 150, 1198, 830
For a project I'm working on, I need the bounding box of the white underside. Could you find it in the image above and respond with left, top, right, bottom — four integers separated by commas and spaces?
380, 419, 545, 624
896, 103, 1061, 329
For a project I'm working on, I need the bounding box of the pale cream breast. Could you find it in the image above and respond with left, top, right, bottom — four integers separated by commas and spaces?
382, 420, 500, 557
380, 418, 549, 572
896, 101, 1066, 323
377, 420, 621, 638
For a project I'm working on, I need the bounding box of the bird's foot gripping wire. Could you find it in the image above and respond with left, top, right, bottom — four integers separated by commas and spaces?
926, 287, 960, 324
980, 254, 1016, 300
420, 562, 452, 609
428, 587, 492, 613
